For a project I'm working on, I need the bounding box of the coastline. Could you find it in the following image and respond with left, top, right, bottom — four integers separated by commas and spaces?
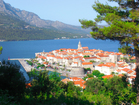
18, 59, 85, 78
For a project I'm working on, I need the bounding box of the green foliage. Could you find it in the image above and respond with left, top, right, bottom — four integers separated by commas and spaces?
92, 70, 100, 77
0, 60, 26, 99
26, 60, 33, 66
49, 71, 61, 82
67, 81, 82, 98
91, 94, 112, 105
79, 0, 139, 53
79, 1, 139, 103
0, 61, 136, 104
90, 60, 96, 63
118, 87, 136, 104
0, 13, 87, 41
86, 78, 106, 94
29, 70, 52, 99
84, 55, 90, 58
85, 70, 105, 80
106, 76, 128, 93
84, 68, 91, 71
0, 90, 17, 105
0, 46, 2, 54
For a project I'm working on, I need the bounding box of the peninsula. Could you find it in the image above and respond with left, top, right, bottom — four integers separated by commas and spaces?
33, 41, 136, 83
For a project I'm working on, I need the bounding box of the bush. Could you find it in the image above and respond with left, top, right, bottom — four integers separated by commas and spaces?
0, 60, 26, 99
26, 60, 33, 66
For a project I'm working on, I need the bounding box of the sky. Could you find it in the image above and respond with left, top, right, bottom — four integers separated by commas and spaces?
4, 0, 118, 26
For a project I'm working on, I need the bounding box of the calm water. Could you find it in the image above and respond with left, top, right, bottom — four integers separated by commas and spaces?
0, 38, 120, 60
0, 38, 120, 81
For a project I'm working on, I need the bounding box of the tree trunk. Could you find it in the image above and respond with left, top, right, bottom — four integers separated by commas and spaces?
135, 49, 139, 105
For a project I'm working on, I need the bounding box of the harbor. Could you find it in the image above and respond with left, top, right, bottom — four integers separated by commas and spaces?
9, 58, 84, 78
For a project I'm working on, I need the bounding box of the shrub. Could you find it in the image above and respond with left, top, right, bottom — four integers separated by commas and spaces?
0, 60, 26, 99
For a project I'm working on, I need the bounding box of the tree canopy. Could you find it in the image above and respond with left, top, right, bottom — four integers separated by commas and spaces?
79, 0, 139, 55
79, 0, 139, 103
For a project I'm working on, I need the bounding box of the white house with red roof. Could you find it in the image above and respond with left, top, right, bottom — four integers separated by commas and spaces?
95, 63, 116, 75
35, 41, 136, 82
82, 62, 93, 70
83, 56, 101, 62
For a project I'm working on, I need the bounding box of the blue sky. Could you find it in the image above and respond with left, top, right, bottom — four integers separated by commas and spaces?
4, 0, 118, 26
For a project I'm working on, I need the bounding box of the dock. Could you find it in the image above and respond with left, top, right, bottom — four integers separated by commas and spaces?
9, 58, 33, 72
8, 58, 85, 78
9, 58, 30, 60
18, 59, 34, 72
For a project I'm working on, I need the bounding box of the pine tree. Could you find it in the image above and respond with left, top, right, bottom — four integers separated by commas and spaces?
79, 0, 139, 103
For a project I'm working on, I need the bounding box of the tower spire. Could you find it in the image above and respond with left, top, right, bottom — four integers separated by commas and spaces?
78, 41, 82, 50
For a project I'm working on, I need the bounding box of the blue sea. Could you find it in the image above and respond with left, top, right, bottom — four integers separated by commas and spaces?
0, 38, 120, 81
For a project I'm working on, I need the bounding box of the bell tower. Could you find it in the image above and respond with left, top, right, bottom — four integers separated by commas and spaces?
78, 41, 82, 49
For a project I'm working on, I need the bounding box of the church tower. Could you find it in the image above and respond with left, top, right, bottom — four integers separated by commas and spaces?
78, 41, 82, 50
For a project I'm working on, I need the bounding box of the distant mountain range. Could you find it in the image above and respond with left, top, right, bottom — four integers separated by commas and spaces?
0, 0, 91, 41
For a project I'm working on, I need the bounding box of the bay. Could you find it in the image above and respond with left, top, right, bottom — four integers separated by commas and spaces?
0, 38, 120, 60
0, 38, 120, 81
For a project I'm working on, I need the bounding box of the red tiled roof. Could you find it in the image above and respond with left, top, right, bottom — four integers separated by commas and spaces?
118, 74, 124, 77
61, 78, 70, 83
82, 62, 93, 65
25, 83, 32, 88
130, 76, 136, 79
102, 75, 113, 79
122, 68, 130, 72
84, 57, 97, 59
127, 70, 133, 74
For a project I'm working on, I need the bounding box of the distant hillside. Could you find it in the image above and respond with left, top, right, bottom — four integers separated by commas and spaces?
0, 0, 91, 35
0, 13, 87, 41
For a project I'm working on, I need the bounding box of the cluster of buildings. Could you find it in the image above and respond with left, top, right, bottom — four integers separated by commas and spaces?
34, 41, 136, 88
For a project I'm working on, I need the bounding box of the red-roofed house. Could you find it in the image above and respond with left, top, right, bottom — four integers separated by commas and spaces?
69, 77, 86, 89
128, 76, 136, 84
83, 56, 101, 62
95, 63, 116, 75
82, 47, 89, 50
82, 62, 93, 70
102, 75, 113, 79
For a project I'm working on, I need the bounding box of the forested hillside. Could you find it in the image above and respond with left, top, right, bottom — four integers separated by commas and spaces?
0, 13, 86, 41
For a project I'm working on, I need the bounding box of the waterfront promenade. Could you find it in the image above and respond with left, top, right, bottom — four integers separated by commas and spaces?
18, 59, 34, 72
9, 58, 85, 78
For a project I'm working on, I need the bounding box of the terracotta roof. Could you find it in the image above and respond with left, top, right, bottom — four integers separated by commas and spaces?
47, 55, 55, 57
116, 69, 121, 72
71, 77, 86, 89
38, 55, 46, 59
118, 74, 124, 77
127, 70, 133, 74
82, 62, 93, 65
131, 56, 136, 60
99, 55, 109, 57
102, 75, 113, 79
43, 62, 47, 64
61, 78, 70, 84
84, 57, 97, 59
122, 68, 130, 72
55, 56, 63, 59
73, 56, 83, 59
132, 68, 135, 71
97, 64, 104, 67
74, 62, 78, 64
130, 76, 136, 79
82, 53, 93, 55
97, 63, 115, 67
25, 83, 32, 88
82, 47, 89, 49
